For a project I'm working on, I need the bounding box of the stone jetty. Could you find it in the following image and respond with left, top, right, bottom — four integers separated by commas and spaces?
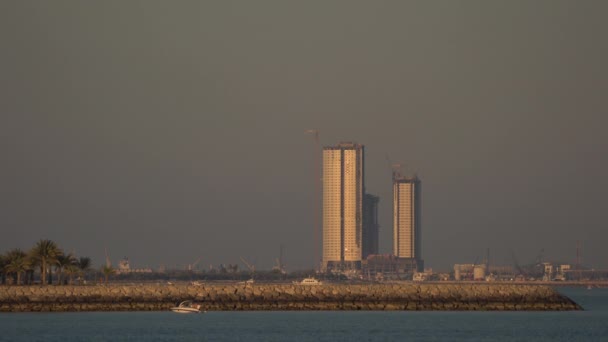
0, 283, 581, 312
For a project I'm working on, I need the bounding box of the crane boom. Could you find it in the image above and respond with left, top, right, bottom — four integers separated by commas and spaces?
240, 257, 255, 272
510, 250, 525, 276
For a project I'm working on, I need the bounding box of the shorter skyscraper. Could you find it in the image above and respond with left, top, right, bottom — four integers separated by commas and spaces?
393, 174, 423, 272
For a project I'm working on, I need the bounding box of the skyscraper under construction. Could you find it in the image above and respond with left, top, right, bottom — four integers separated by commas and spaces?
393, 174, 423, 272
322, 142, 364, 271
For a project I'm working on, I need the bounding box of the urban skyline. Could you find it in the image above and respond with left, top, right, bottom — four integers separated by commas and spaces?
2, 2, 607, 272
321, 141, 424, 274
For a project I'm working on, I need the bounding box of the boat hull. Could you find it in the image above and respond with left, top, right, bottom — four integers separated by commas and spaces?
170, 307, 200, 314
293, 278, 323, 285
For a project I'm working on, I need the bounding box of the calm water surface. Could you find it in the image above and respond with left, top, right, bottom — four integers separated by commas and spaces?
1, 287, 606, 341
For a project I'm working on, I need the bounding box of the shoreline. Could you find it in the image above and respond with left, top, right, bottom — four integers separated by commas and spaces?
0, 283, 582, 312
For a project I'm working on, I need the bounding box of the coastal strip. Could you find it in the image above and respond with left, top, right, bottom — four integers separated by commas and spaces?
0, 283, 581, 312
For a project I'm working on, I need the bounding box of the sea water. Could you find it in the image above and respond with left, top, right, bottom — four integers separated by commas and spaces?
0, 287, 606, 341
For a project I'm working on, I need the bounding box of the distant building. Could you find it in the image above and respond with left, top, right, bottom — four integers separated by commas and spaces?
322, 142, 364, 271
393, 174, 423, 271
115, 257, 152, 275
118, 257, 130, 272
454, 264, 475, 281
361, 254, 420, 279
362, 194, 380, 259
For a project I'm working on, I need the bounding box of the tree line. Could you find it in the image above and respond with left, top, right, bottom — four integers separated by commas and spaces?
0, 239, 92, 286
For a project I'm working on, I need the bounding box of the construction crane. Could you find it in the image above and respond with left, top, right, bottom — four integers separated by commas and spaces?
510, 250, 525, 277
240, 257, 256, 279
304, 129, 319, 142
187, 257, 202, 271
273, 258, 286, 275
105, 247, 112, 268
273, 259, 284, 273
535, 248, 544, 266
385, 154, 404, 180
272, 245, 286, 274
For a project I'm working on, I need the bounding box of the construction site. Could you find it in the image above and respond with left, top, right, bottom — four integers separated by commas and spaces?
452, 245, 608, 283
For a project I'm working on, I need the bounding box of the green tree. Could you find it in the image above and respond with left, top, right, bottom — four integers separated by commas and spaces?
101, 265, 116, 284
29, 239, 62, 285
4, 249, 30, 285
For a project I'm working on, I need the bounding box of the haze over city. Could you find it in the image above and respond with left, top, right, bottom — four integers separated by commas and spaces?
1, 1, 607, 272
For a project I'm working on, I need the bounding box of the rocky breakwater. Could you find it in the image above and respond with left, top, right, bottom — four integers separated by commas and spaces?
0, 283, 581, 312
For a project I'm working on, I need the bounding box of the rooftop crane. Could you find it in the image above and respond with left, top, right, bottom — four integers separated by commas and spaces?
385, 154, 404, 180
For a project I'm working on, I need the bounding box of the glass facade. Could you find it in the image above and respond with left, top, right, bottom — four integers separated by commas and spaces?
322, 143, 364, 270
393, 177, 421, 260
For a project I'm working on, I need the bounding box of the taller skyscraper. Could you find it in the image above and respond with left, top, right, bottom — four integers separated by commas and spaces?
322, 142, 364, 271
393, 174, 423, 271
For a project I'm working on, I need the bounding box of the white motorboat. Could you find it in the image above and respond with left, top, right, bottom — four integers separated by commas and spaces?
170, 301, 202, 314
293, 277, 323, 285
239, 278, 255, 285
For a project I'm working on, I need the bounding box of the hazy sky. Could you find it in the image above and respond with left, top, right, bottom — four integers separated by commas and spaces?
1, 1, 607, 271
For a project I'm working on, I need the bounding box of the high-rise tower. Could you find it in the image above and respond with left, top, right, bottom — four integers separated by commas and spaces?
322, 142, 364, 271
393, 174, 423, 271
362, 193, 380, 259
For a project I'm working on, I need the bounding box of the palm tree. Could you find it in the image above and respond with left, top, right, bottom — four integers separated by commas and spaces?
4, 249, 30, 285
77, 257, 92, 284
29, 239, 62, 285
64, 264, 79, 285
55, 253, 77, 285
101, 265, 116, 284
